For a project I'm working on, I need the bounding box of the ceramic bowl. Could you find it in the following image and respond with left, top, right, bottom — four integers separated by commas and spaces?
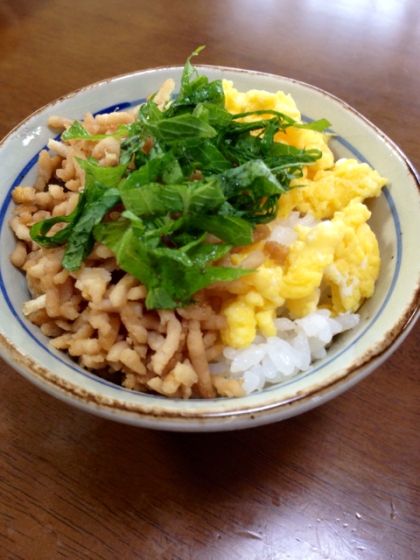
1, 66, 419, 431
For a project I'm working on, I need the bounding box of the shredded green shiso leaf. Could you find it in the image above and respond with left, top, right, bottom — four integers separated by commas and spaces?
30, 47, 330, 310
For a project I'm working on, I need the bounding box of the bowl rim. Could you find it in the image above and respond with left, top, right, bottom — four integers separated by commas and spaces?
1, 64, 420, 431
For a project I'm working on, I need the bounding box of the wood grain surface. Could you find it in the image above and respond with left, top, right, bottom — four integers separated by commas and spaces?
0, 1, 419, 559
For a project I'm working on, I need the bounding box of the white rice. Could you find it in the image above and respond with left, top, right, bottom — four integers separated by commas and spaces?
208, 211, 360, 395
209, 310, 360, 394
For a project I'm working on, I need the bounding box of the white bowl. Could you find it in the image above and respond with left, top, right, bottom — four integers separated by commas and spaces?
1, 66, 419, 431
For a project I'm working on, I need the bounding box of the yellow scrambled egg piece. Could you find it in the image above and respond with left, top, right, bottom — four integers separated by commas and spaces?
284, 200, 380, 316
221, 201, 380, 347
279, 158, 387, 220
279, 129, 334, 175
323, 201, 380, 314
219, 84, 386, 349
223, 80, 334, 174
221, 262, 285, 348
223, 79, 301, 121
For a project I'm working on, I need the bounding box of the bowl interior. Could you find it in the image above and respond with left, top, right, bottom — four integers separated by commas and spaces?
0, 66, 419, 431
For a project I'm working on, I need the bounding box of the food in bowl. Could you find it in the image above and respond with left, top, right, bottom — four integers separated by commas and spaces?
8, 49, 388, 400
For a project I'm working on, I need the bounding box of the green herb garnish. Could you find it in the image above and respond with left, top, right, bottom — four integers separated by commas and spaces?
30, 46, 330, 309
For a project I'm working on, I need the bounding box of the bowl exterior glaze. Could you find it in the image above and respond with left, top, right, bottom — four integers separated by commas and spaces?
1, 66, 419, 431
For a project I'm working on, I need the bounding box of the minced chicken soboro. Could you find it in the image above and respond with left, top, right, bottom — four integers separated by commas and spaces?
8, 75, 387, 399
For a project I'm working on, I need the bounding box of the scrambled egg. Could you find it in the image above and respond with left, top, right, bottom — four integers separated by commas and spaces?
220, 83, 387, 349
278, 158, 387, 220
223, 79, 334, 174
223, 79, 301, 121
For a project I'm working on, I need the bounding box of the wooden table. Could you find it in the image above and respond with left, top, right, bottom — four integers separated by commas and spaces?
1, 1, 419, 558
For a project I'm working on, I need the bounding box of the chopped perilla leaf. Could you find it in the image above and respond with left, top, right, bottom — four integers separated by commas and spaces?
62, 121, 130, 141
31, 47, 326, 310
